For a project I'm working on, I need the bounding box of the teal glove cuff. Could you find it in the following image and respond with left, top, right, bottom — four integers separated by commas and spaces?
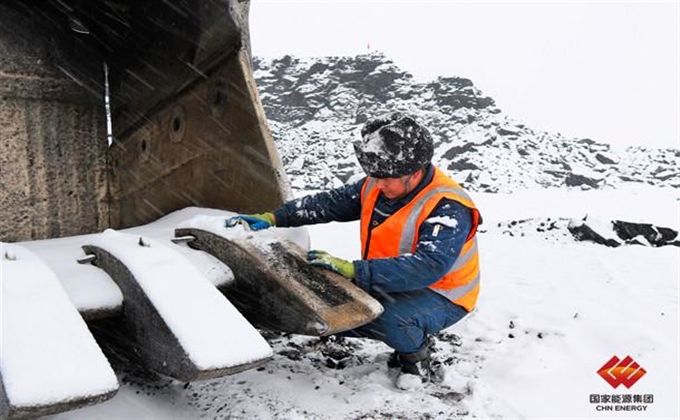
226, 212, 276, 231
307, 250, 356, 279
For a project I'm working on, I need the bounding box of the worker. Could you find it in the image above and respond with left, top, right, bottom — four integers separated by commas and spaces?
227, 111, 481, 389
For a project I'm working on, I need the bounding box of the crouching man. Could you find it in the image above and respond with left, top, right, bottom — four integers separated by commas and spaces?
228, 112, 481, 389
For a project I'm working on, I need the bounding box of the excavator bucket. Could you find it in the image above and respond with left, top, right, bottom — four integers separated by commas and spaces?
0, 0, 291, 417
0, 0, 289, 243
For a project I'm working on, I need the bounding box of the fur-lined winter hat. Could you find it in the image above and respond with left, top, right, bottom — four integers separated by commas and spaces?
353, 112, 434, 178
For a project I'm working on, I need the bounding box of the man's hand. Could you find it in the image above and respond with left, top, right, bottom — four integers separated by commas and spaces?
307, 250, 356, 279
225, 213, 276, 231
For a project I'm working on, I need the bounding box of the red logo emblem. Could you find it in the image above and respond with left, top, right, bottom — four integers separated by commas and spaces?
597, 355, 646, 389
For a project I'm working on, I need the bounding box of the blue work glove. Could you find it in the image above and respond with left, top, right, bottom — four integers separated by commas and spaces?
307, 250, 356, 279
225, 212, 276, 231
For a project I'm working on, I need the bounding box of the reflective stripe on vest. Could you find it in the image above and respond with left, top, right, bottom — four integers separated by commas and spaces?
397, 185, 476, 254
434, 237, 480, 301
436, 270, 480, 301
361, 178, 377, 207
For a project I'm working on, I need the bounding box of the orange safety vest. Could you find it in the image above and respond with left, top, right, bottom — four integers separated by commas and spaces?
360, 167, 481, 312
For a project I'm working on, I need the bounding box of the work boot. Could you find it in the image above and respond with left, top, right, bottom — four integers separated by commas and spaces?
394, 346, 432, 390
386, 351, 401, 369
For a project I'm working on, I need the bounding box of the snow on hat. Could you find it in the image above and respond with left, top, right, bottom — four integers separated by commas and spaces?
354, 112, 434, 178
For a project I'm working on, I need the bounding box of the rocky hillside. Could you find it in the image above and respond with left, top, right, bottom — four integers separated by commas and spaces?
253, 53, 679, 193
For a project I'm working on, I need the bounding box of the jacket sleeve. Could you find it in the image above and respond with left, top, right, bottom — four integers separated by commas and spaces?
353, 198, 473, 294
273, 178, 366, 227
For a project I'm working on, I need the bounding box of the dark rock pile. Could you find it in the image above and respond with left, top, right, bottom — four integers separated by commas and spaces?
253, 53, 679, 193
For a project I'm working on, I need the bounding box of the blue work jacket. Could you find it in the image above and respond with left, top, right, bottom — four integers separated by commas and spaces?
273, 165, 474, 295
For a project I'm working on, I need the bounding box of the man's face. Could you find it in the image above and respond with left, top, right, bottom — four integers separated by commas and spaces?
374, 172, 419, 200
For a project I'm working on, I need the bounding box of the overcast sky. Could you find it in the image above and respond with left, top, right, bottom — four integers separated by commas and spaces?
250, 1, 679, 150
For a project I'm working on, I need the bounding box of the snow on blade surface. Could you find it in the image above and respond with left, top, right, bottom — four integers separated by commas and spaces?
86, 230, 273, 370
20, 233, 123, 314
0, 243, 118, 406
20, 207, 310, 316
179, 214, 302, 256
125, 207, 240, 288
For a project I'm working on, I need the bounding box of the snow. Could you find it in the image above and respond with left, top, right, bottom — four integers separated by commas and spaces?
85, 230, 273, 370
456, 124, 488, 145
17, 207, 309, 316
472, 233, 677, 418
361, 129, 387, 155
572, 162, 606, 181
35, 183, 678, 419
1, 208, 309, 414
474, 186, 679, 228
178, 213, 309, 256
0, 243, 118, 407
395, 372, 424, 391
570, 215, 622, 245
425, 216, 459, 229
19, 233, 124, 314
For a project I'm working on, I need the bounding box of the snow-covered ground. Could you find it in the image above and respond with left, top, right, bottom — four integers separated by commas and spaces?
24, 185, 674, 419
